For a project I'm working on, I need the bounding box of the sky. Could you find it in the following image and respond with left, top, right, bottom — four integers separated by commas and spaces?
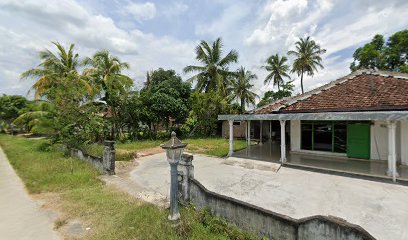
0, 0, 407, 100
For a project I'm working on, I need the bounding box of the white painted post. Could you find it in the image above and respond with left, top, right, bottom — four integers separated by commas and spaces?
228, 120, 234, 157
280, 120, 286, 163
247, 120, 251, 146
387, 121, 399, 182
269, 121, 272, 141
259, 120, 263, 145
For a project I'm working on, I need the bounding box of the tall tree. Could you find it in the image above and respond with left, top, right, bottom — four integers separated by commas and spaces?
21, 42, 92, 99
288, 36, 326, 94
82, 50, 133, 140
350, 30, 408, 72
228, 67, 258, 113
263, 54, 290, 91
183, 37, 238, 95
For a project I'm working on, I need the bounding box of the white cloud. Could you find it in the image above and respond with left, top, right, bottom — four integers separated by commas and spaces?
163, 2, 188, 18
125, 2, 156, 22
0, 0, 195, 96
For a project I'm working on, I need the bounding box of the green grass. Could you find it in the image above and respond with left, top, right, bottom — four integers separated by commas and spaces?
184, 138, 250, 157
0, 134, 259, 240
83, 137, 250, 161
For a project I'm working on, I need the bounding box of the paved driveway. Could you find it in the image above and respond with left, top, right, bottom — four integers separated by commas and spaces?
131, 152, 408, 240
0, 148, 59, 240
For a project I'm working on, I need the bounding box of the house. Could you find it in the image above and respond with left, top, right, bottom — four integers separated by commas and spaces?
219, 70, 408, 182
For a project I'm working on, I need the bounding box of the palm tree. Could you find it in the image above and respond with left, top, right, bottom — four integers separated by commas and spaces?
263, 54, 290, 91
183, 37, 238, 95
21, 42, 92, 99
82, 50, 133, 103
287, 36, 326, 94
82, 50, 133, 140
229, 67, 258, 113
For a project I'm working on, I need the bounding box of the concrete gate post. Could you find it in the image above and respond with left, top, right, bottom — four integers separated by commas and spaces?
103, 141, 115, 175
177, 154, 194, 204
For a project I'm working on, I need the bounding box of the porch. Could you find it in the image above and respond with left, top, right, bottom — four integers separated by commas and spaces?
220, 111, 408, 182
232, 141, 408, 181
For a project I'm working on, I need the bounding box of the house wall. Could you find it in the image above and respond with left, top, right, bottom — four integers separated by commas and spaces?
401, 120, 408, 165
370, 121, 402, 162
370, 121, 388, 161
290, 120, 301, 151
222, 120, 247, 138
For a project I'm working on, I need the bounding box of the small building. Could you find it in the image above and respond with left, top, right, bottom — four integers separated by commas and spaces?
219, 70, 408, 182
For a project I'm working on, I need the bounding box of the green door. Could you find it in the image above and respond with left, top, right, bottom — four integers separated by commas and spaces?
347, 123, 370, 159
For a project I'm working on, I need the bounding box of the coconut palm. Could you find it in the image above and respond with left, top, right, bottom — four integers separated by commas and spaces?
228, 67, 258, 113
82, 50, 133, 140
82, 50, 133, 103
287, 36, 326, 94
183, 37, 238, 95
21, 42, 92, 99
263, 54, 290, 91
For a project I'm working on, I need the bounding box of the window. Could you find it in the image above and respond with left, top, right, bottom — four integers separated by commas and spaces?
300, 121, 349, 153
233, 121, 241, 126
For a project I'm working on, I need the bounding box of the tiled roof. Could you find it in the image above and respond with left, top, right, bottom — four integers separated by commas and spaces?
255, 70, 408, 114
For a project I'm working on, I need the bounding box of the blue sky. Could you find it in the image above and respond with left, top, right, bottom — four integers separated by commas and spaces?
0, 0, 407, 99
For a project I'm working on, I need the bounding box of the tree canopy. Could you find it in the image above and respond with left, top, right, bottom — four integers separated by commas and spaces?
350, 29, 408, 73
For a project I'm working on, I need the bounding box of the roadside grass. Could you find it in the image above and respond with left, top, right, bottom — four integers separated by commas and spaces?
83, 138, 251, 160
0, 134, 259, 240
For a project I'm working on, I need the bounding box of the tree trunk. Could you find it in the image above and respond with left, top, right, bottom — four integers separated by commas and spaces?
277, 81, 280, 91
240, 98, 245, 113
300, 70, 304, 94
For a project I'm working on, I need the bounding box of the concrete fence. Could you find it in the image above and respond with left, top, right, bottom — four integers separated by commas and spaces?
177, 154, 376, 240
70, 141, 115, 175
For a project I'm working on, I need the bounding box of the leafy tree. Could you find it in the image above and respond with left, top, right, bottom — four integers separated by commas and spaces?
228, 67, 258, 113
12, 101, 55, 135
0, 95, 29, 123
350, 30, 408, 72
183, 37, 238, 96
140, 68, 191, 135
190, 91, 232, 136
257, 81, 294, 108
21, 42, 92, 99
288, 36, 326, 94
263, 54, 290, 91
82, 50, 133, 140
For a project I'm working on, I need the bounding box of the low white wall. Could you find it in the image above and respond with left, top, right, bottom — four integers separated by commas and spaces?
401, 121, 408, 165
290, 120, 301, 151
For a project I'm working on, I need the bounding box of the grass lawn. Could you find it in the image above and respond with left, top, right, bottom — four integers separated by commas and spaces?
0, 134, 259, 240
84, 138, 251, 161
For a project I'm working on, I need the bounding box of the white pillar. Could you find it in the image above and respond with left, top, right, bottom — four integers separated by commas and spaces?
269, 121, 272, 140
280, 120, 286, 163
387, 121, 399, 181
247, 120, 251, 145
259, 120, 263, 145
228, 120, 234, 157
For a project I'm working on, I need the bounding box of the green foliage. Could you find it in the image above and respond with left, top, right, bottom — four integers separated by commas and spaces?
184, 37, 238, 96
350, 29, 408, 72
288, 36, 326, 94
257, 81, 294, 108
190, 91, 232, 136
140, 68, 191, 135
263, 54, 291, 91
228, 67, 258, 113
82, 50, 133, 140
0, 95, 29, 124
